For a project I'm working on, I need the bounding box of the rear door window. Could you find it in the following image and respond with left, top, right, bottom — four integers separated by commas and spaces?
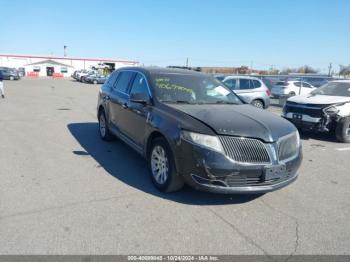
239, 79, 251, 89
106, 71, 119, 87
113, 71, 135, 93
224, 79, 237, 90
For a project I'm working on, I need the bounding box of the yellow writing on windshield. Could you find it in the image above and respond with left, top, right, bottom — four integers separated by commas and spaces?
155, 78, 192, 94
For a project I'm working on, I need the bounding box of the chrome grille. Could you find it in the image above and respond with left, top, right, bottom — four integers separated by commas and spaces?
219, 136, 271, 164
278, 132, 299, 162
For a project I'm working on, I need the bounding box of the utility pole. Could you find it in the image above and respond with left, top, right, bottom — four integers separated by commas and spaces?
328, 63, 332, 76
250, 61, 253, 75
186, 57, 189, 67
64, 45, 67, 57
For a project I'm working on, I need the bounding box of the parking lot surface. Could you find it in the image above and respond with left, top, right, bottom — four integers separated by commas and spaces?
0, 78, 349, 255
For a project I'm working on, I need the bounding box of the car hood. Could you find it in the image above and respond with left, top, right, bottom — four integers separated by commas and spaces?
288, 94, 350, 105
166, 104, 295, 142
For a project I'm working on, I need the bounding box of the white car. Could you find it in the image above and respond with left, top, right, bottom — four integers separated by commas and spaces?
223, 76, 271, 109
282, 80, 350, 142
76, 70, 95, 82
271, 80, 316, 97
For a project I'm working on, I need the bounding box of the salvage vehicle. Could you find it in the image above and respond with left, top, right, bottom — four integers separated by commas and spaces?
223, 76, 271, 109
271, 80, 316, 97
97, 67, 302, 193
283, 80, 350, 142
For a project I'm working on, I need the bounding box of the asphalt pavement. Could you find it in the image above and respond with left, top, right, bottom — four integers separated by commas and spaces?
0, 78, 349, 255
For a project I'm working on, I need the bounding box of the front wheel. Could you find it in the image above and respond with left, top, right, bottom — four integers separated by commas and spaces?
149, 138, 184, 192
93, 80, 98, 85
335, 117, 350, 143
10, 76, 14, 81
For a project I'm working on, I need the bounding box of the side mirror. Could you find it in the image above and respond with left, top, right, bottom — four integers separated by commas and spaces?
130, 92, 150, 105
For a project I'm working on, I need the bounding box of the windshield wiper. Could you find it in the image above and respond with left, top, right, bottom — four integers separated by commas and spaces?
213, 101, 237, 104
161, 100, 193, 104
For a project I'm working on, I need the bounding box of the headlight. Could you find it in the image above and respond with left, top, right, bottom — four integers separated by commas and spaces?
324, 105, 339, 115
181, 131, 223, 153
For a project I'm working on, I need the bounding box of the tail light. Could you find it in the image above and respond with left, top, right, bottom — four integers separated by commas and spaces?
266, 89, 271, 96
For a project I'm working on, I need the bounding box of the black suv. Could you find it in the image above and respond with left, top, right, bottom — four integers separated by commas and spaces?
97, 67, 302, 194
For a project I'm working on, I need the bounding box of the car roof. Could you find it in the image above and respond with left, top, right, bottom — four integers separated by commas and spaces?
116, 66, 205, 76
223, 75, 261, 81
330, 80, 350, 83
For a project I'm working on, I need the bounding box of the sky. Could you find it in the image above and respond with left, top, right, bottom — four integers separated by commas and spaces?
1, 0, 349, 72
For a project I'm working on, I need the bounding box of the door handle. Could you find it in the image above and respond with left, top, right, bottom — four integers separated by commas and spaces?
122, 103, 128, 109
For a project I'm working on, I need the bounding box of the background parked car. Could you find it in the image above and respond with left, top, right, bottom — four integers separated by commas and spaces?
85, 74, 108, 84
18, 67, 25, 77
0, 68, 20, 80
271, 80, 316, 97
283, 80, 350, 142
223, 76, 271, 109
75, 70, 95, 82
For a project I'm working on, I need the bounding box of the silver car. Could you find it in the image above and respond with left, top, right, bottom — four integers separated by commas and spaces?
223, 76, 271, 109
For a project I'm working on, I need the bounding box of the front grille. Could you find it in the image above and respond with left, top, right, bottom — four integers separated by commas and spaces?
224, 172, 293, 187
285, 102, 329, 118
278, 132, 299, 161
219, 136, 271, 164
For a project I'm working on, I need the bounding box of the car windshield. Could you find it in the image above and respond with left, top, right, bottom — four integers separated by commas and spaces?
150, 73, 242, 104
311, 82, 350, 97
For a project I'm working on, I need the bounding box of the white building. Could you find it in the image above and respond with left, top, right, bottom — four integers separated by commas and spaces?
0, 54, 139, 77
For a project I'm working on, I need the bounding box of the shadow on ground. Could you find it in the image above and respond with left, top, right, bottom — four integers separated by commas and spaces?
300, 130, 340, 143
67, 122, 262, 205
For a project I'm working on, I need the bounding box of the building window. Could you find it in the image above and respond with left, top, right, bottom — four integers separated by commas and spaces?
33, 66, 41, 72
61, 67, 68, 73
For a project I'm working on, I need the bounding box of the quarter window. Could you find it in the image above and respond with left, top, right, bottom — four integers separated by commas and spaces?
113, 71, 135, 93
252, 80, 261, 88
294, 82, 302, 88
130, 73, 149, 97
302, 82, 312, 88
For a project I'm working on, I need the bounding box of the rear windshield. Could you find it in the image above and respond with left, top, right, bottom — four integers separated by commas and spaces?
150, 73, 242, 105
311, 82, 350, 97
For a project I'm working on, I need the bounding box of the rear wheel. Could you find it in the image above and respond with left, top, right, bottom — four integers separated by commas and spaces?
98, 110, 114, 141
149, 137, 184, 192
335, 117, 350, 143
251, 99, 264, 109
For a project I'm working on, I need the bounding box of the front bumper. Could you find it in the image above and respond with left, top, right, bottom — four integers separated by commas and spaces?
176, 139, 302, 194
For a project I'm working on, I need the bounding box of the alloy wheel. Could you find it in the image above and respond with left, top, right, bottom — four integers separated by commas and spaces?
151, 145, 169, 185
99, 114, 106, 137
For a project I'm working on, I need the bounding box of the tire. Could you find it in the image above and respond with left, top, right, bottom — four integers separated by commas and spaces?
289, 92, 296, 96
10, 76, 14, 81
335, 117, 350, 143
251, 99, 264, 109
98, 110, 114, 141
93, 80, 98, 85
80, 76, 84, 82
148, 137, 184, 193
